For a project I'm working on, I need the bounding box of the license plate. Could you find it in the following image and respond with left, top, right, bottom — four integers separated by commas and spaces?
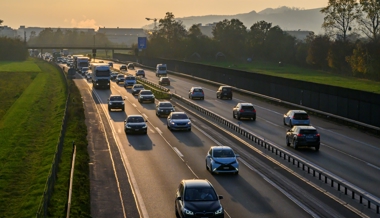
223, 167, 229, 169
306, 136, 313, 139
135, 129, 139, 131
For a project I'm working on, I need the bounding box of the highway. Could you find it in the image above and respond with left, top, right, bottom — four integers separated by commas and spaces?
124, 61, 380, 199
67, 60, 374, 217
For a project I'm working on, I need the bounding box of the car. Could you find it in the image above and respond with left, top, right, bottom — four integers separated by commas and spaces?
124, 115, 147, 134
206, 146, 239, 174
120, 65, 127, 70
216, 86, 232, 100
232, 103, 256, 120
110, 72, 118, 80
81, 67, 89, 76
108, 62, 113, 67
175, 179, 224, 218
167, 112, 191, 131
138, 90, 155, 103
158, 77, 170, 86
188, 87, 204, 100
116, 74, 125, 84
135, 69, 145, 77
124, 76, 137, 88
283, 110, 310, 127
286, 125, 320, 151
98, 60, 104, 63
107, 95, 125, 111
85, 72, 92, 80
127, 63, 135, 70
156, 101, 175, 117
131, 84, 144, 95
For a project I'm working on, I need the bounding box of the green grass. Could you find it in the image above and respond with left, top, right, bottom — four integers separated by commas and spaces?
0, 58, 42, 72
0, 59, 67, 217
199, 60, 380, 94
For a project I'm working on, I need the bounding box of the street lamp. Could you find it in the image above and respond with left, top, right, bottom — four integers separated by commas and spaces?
145, 18, 158, 30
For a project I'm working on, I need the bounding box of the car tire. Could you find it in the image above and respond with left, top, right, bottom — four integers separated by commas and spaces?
121, 108, 124, 112
108, 107, 111, 111
237, 114, 241, 120
233, 112, 235, 119
286, 137, 290, 146
235, 171, 239, 175
252, 116, 256, 121
206, 161, 209, 170
283, 118, 287, 126
290, 120, 293, 127
293, 139, 298, 150
175, 205, 180, 218
315, 145, 320, 151
188, 128, 191, 132
216, 94, 219, 99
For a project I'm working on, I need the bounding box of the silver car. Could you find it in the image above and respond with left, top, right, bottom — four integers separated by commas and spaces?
206, 146, 239, 175
138, 90, 155, 103
283, 110, 310, 127
189, 87, 204, 100
167, 112, 191, 131
131, 84, 144, 95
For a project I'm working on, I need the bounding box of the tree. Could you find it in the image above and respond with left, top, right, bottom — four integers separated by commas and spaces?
0, 19, 3, 26
306, 34, 331, 69
212, 19, 247, 57
321, 0, 360, 41
247, 21, 272, 59
358, 0, 380, 41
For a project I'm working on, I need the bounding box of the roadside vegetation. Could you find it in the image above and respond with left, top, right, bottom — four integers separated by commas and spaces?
0, 58, 90, 217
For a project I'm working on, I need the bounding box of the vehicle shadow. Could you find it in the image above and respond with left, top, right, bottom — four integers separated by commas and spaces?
126, 133, 154, 150
108, 111, 127, 122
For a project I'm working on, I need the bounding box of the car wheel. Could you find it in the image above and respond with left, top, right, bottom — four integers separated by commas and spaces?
206, 161, 209, 170
315, 145, 320, 151
237, 114, 241, 120
175, 204, 180, 218
286, 137, 290, 146
216, 94, 219, 99
283, 118, 286, 126
235, 171, 239, 175
293, 139, 298, 150
121, 108, 124, 112
290, 120, 293, 127
188, 128, 191, 132
108, 107, 111, 111
202, 97, 204, 100
233, 112, 235, 119
252, 116, 256, 121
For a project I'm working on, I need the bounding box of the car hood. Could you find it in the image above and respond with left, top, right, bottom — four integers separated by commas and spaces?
212, 157, 237, 164
158, 107, 174, 110
184, 201, 221, 213
110, 101, 124, 104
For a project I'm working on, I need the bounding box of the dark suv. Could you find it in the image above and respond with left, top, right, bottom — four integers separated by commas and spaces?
216, 86, 232, 100
175, 179, 224, 218
127, 63, 135, 70
158, 77, 170, 86
233, 103, 256, 121
286, 125, 320, 151
108, 95, 125, 112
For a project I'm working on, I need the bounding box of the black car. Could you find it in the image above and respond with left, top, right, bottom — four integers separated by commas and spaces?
216, 86, 232, 100
110, 72, 118, 80
286, 125, 320, 151
175, 179, 224, 218
158, 77, 170, 86
155, 101, 175, 117
127, 63, 135, 70
108, 95, 125, 112
232, 103, 256, 120
124, 115, 147, 134
120, 65, 127, 70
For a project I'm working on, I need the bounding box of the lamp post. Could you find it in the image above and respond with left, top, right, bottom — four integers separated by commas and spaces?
145, 18, 158, 30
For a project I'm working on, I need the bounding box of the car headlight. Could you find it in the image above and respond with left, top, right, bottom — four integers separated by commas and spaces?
140, 96, 144, 98
96, 83, 99, 85
142, 125, 147, 129
187, 121, 191, 125
215, 206, 223, 215
184, 208, 194, 215
125, 125, 131, 129
160, 109, 163, 112
109, 102, 112, 105
121, 102, 124, 105
170, 121, 175, 125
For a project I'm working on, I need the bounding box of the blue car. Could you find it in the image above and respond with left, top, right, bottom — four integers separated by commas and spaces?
167, 112, 191, 131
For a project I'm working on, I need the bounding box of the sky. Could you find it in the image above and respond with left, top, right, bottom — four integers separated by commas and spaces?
1, 0, 328, 29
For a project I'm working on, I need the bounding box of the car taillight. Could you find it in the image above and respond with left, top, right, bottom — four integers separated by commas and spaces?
297, 133, 303, 137
240, 109, 244, 112
316, 133, 320, 137
253, 109, 256, 113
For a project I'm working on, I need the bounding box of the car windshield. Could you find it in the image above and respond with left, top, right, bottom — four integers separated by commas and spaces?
242, 106, 254, 110
300, 129, 317, 134
159, 103, 172, 108
138, 70, 144, 73
127, 117, 144, 123
222, 87, 231, 91
158, 66, 166, 71
213, 149, 235, 157
110, 96, 122, 101
184, 188, 217, 201
140, 91, 152, 95
117, 75, 124, 78
171, 113, 188, 119
126, 77, 136, 80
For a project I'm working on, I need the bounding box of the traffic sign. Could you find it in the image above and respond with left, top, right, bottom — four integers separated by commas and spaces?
138, 37, 147, 49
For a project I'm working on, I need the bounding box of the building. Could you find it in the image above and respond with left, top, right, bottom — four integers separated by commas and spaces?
0, 26, 18, 38
97, 27, 147, 46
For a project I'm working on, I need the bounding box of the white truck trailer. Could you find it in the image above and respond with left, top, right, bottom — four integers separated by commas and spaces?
90, 63, 111, 89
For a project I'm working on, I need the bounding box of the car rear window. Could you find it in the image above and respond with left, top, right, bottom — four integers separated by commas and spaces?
300, 129, 317, 134
222, 87, 232, 92
162, 78, 169, 81
193, 89, 203, 92
294, 113, 309, 120
134, 85, 143, 88
242, 106, 254, 110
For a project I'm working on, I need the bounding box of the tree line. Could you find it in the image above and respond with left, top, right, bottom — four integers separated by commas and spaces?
144, 0, 380, 80
0, 20, 29, 61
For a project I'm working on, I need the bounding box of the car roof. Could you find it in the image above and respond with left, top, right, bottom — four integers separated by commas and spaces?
289, 110, 307, 114
191, 87, 202, 89
240, 103, 253, 106
171, 112, 185, 115
220, 86, 232, 88
182, 179, 212, 188
211, 146, 233, 151
127, 115, 143, 118
296, 125, 316, 130
110, 94, 122, 97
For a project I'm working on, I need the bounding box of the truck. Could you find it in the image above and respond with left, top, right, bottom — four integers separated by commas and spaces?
76, 57, 90, 74
72, 55, 84, 71
90, 63, 111, 89
156, 64, 167, 77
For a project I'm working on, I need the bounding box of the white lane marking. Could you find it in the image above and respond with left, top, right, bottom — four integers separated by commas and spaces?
367, 163, 380, 171
149, 128, 156, 133
142, 113, 148, 119
173, 147, 184, 157
265, 120, 280, 127
155, 127, 162, 135
239, 159, 320, 218
132, 103, 137, 107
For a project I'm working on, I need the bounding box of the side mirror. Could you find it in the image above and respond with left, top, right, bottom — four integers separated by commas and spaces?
145, 120, 148, 122
176, 196, 181, 200
218, 195, 223, 200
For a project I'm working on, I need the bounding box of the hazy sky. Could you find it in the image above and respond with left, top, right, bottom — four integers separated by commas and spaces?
1, 0, 327, 29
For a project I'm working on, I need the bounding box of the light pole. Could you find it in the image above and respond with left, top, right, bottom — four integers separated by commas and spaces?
145, 18, 158, 30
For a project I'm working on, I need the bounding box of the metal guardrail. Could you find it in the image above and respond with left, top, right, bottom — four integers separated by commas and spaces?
171, 93, 380, 215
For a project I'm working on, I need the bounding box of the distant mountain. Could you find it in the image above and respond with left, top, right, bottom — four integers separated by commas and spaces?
143, 6, 325, 35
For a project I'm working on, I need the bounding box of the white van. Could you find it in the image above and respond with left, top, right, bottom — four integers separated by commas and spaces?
156, 64, 167, 77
